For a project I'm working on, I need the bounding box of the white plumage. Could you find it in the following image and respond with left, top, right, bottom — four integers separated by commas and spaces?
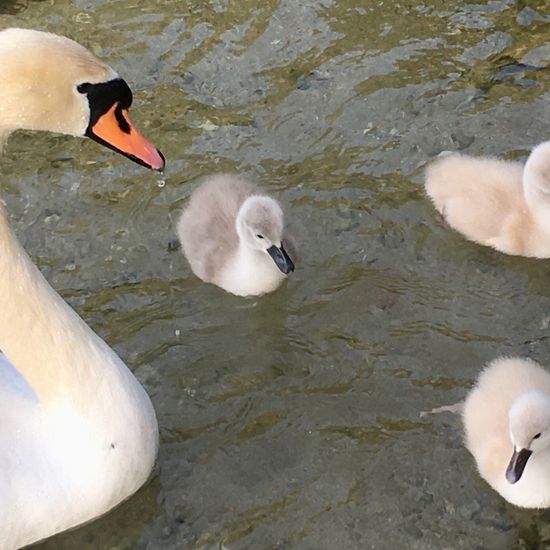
425, 142, 550, 257
464, 357, 550, 508
0, 28, 160, 549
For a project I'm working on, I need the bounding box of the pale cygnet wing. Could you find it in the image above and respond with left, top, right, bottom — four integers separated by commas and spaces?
177, 174, 256, 282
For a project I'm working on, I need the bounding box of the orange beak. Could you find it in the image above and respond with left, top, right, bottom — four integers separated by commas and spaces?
88, 103, 165, 171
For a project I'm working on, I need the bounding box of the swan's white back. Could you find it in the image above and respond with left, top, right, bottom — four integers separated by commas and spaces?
0, 356, 103, 547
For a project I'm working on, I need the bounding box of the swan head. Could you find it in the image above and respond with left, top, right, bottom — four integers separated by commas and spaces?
0, 28, 164, 170
235, 195, 294, 275
506, 390, 550, 484
523, 141, 550, 211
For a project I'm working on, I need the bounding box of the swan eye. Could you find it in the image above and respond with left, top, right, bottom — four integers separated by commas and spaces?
534, 433, 542, 440
77, 83, 92, 94
256, 234, 264, 239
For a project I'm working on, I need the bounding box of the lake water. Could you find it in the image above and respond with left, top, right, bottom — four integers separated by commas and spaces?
2, 0, 550, 548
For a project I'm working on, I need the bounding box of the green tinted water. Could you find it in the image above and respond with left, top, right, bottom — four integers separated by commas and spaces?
2, 0, 550, 548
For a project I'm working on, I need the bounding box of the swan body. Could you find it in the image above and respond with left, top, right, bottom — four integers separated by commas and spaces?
425, 142, 550, 258
463, 357, 550, 508
0, 28, 163, 548
177, 174, 295, 297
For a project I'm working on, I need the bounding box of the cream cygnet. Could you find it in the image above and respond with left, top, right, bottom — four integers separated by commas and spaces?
177, 174, 295, 296
463, 357, 550, 508
425, 141, 550, 258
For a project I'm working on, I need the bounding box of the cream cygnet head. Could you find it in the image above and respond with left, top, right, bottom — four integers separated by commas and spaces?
506, 390, 550, 484
523, 142, 550, 231
0, 28, 164, 170
236, 195, 294, 274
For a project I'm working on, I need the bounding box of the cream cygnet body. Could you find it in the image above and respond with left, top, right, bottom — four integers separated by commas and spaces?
177, 174, 295, 297
464, 357, 550, 508
425, 142, 550, 258
0, 28, 163, 549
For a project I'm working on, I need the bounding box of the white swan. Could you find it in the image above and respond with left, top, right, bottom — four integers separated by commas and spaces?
463, 357, 550, 508
0, 28, 163, 548
425, 142, 550, 258
177, 174, 295, 296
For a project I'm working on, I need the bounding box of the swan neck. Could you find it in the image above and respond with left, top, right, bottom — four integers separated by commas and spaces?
0, 204, 108, 404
